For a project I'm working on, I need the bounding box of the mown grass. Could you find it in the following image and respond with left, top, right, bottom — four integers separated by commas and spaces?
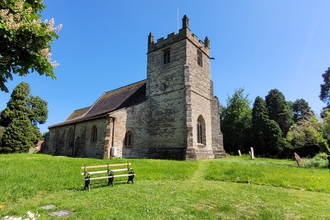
0, 153, 329, 219
205, 155, 330, 193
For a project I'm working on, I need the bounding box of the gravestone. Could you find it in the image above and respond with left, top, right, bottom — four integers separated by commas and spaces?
294, 152, 304, 167
249, 147, 255, 160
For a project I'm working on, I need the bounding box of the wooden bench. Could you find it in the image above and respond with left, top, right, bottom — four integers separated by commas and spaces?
81, 162, 135, 191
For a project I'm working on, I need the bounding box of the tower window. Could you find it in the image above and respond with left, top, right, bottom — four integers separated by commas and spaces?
197, 50, 203, 67
161, 83, 167, 91
163, 49, 170, 64
197, 115, 206, 145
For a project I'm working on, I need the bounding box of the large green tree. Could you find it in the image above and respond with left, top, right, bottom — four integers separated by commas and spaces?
0, 0, 62, 92
220, 88, 252, 154
0, 82, 48, 153
320, 67, 330, 107
265, 89, 293, 137
251, 96, 285, 157
290, 99, 313, 123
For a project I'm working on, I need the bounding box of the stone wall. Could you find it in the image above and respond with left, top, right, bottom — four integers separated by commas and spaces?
108, 101, 150, 159
147, 34, 187, 159
43, 117, 111, 159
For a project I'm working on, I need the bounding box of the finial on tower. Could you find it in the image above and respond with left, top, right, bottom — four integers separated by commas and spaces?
148, 32, 154, 45
204, 36, 210, 48
182, 15, 189, 28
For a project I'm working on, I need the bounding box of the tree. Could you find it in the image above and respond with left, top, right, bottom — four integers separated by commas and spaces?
251, 96, 285, 157
320, 67, 330, 106
0, 0, 62, 92
286, 115, 329, 157
0, 82, 48, 153
290, 99, 313, 123
265, 89, 293, 137
220, 88, 252, 154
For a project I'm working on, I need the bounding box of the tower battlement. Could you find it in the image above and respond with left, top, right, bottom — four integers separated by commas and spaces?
147, 15, 210, 57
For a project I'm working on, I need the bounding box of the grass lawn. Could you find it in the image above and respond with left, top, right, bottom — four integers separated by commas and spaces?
0, 154, 329, 219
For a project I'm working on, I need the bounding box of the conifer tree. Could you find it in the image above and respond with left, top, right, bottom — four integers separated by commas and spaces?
265, 89, 293, 137
251, 96, 285, 157
0, 82, 47, 153
290, 99, 313, 123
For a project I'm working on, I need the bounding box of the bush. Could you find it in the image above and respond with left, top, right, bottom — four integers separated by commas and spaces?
303, 153, 329, 168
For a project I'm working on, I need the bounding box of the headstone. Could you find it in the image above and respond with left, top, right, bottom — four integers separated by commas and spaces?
238, 150, 241, 156
249, 147, 255, 160
294, 152, 304, 167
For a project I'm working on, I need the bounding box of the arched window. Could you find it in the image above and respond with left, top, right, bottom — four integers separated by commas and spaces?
197, 115, 206, 145
124, 131, 133, 147
91, 126, 97, 143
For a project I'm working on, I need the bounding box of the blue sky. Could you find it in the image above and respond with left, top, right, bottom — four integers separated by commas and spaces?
1, 0, 330, 133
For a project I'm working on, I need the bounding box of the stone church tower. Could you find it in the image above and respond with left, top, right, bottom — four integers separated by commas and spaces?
146, 15, 225, 160
42, 15, 225, 160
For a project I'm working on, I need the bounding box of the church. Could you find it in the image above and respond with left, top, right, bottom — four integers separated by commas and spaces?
42, 15, 226, 160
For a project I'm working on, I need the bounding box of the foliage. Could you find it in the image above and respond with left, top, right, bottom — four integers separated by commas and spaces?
290, 98, 313, 123
303, 153, 329, 168
265, 89, 293, 137
0, 0, 62, 92
286, 115, 329, 157
321, 109, 330, 141
1, 154, 330, 219
220, 88, 252, 154
251, 96, 285, 157
0, 82, 47, 153
319, 67, 330, 106
0, 126, 4, 141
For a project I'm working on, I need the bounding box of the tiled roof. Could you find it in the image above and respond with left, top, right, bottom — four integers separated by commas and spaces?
49, 80, 146, 128
66, 107, 90, 121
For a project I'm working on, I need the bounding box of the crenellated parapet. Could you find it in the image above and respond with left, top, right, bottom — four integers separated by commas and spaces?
147, 15, 211, 57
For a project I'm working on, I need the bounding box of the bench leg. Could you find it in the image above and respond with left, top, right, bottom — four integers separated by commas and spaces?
127, 175, 134, 184
84, 179, 90, 191
108, 177, 114, 187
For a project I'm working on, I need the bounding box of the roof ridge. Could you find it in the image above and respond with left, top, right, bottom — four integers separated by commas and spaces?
82, 91, 107, 117
105, 79, 146, 94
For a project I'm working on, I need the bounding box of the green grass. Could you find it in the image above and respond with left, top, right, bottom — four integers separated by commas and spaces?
0, 153, 330, 219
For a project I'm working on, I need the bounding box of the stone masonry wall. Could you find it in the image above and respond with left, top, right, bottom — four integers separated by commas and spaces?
109, 101, 150, 159
147, 37, 187, 159
44, 117, 110, 159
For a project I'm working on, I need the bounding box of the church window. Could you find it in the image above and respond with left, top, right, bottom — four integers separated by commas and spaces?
163, 49, 170, 64
124, 131, 133, 147
91, 126, 97, 143
67, 128, 74, 155
54, 130, 61, 155
197, 50, 203, 67
197, 115, 206, 145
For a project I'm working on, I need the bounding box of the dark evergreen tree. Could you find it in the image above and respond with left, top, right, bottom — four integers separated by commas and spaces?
251, 96, 285, 157
220, 88, 252, 154
291, 99, 313, 123
0, 82, 47, 153
265, 89, 293, 137
320, 67, 330, 107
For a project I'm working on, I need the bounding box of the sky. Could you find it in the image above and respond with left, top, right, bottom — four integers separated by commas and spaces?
1, 0, 330, 133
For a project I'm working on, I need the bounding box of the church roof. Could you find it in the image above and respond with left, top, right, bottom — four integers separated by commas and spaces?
49, 80, 147, 128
